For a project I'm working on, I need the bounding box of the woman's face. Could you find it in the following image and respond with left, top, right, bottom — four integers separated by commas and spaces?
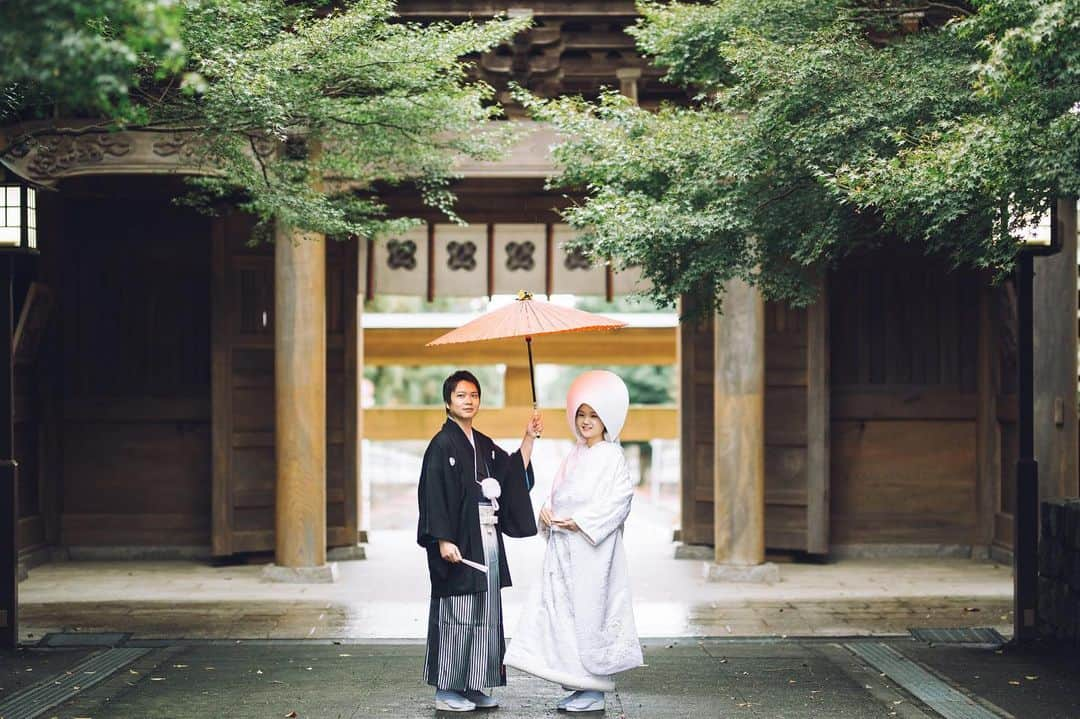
575, 403, 606, 446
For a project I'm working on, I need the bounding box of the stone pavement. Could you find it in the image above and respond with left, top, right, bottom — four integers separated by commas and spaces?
16, 529, 1014, 642
5, 515, 1033, 717
2, 636, 1078, 718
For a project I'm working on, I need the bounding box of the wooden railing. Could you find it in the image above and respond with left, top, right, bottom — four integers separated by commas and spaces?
363, 406, 677, 441
362, 321, 679, 442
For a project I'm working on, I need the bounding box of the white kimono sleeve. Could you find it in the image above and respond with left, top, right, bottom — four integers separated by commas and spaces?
572, 448, 633, 546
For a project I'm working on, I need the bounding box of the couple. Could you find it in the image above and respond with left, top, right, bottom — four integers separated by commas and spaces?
416, 369, 643, 712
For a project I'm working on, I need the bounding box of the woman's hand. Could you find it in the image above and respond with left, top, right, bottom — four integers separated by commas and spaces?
539, 506, 553, 528
550, 517, 579, 533
438, 540, 462, 563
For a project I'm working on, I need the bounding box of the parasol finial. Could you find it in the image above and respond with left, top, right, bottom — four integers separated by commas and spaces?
516, 290, 533, 301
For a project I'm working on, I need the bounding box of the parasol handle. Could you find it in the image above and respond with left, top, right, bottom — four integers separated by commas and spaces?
526, 336, 540, 438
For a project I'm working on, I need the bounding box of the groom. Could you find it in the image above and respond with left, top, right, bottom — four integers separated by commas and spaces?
417, 369, 543, 711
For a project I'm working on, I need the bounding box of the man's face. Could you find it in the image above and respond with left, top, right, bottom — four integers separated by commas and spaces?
447, 380, 480, 423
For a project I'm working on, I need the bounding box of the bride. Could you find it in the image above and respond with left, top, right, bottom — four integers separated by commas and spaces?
504, 370, 644, 713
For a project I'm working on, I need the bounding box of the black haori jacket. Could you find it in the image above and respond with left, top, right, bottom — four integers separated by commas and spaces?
417, 419, 537, 598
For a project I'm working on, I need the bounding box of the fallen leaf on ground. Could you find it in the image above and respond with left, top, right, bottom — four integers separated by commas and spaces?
285, 712, 298, 718
964, 607, 980, 612
1025, 676, 1039, 681
1009, 680, 1021, 686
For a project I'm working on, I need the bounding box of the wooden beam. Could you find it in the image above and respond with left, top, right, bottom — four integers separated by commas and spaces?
830, 390, 977, 420
344, 237, 362, 546
362, 406, 675, 441
976, 279, 1001, 550
363, 326, 675, 366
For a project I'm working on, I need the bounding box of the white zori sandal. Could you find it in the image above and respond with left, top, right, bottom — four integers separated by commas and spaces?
563, 690, 605, 712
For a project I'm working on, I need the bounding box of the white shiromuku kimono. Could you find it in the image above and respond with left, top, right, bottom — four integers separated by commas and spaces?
505, 370, 644, 692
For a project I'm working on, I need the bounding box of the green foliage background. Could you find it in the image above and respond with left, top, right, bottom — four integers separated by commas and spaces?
525, 0, 1080, 315
2, 1, 527, 242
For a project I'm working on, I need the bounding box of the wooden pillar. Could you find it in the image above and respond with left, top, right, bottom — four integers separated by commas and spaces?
1033, 198, 1079, 499
0, 256, 15, 646
708, 279, 777, 582
616, 68, 642, 105
265, 222, 335, 582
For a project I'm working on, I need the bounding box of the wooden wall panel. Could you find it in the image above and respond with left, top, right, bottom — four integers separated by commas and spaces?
828, 258, 982, 548
678, 306, 714, 546
763, 302, 809, 551
830, 263, 979, 391
830, 420, 977, 543
56, 191, 213, 547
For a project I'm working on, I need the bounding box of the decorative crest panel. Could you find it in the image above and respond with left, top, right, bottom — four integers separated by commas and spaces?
372, 226, 427, 297
492, 224, 546, 295
433, 224, 488, 297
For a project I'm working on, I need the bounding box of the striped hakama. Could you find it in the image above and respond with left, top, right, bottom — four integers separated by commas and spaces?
424, 503, 505, 691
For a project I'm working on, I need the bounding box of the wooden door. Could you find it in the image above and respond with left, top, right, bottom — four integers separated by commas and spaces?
211, 217, 359, 555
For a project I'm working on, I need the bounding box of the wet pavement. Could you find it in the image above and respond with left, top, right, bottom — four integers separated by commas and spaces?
2, 636, 1077, 718
17, 529, 1014, 642
4, 510, 1031, 716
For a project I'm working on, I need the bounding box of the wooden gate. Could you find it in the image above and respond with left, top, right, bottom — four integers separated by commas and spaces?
211, 216, 360, 555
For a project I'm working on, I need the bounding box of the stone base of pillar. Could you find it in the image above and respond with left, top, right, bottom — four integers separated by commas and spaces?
262, 563, 339, 584
673, 543, 714, 560
704, 562, 779, 584
327, 544, 366, 561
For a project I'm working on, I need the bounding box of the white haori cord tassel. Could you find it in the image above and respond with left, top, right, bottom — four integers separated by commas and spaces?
478, 477, 501, 512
